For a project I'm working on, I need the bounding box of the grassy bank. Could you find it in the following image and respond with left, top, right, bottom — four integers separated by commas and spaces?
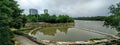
25, 22, 74, 28
19, 22, 74, 34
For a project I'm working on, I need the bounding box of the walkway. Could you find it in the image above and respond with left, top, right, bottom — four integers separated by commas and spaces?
15, 35, 38, 45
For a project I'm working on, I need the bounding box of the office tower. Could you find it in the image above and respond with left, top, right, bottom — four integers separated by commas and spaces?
44, 9, 48, 14
29, 9, 38, 15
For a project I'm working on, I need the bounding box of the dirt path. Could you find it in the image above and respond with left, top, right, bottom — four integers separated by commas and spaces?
15, 35, 38, 45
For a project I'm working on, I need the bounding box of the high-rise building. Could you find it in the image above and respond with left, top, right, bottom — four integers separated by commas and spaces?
29, 9, 38, 15
44, 9, 48, 14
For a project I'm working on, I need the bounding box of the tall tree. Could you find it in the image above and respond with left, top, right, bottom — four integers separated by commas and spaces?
0, 0, 24, 45
104, 2, 120, 31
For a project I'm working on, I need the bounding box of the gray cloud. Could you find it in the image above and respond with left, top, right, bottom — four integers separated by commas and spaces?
16, 0, 120, 17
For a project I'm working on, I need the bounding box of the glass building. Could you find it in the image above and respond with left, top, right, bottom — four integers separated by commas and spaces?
29, 9, 38, 15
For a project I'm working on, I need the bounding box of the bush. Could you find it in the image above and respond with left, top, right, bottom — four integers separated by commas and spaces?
0, 27, 14, 45
26, 14, 74, 23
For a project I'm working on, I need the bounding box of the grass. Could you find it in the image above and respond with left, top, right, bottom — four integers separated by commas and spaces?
21, 22, 74, 34
32, 26, 71, 35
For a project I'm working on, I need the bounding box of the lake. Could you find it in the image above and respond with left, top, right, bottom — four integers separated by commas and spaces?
32, 20, 118, 42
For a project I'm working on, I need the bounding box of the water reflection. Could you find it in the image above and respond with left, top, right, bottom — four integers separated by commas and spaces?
75, 20, 118, 35
33, 20, 118, 41
34, 27, 106, 41
37, 27, 68, 36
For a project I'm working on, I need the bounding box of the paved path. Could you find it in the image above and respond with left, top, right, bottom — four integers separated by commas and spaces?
75, 27, 120, 39
28, 27, 41, 35
15, 35, 38, 45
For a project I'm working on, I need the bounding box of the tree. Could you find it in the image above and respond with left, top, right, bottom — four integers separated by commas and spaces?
48, 15, 57, 23
26, 15, 37, 22
57, 15, 73, 23
0, 27, 14, 45
26, 13, 74, 23
0, 0, 24, 45
21, 15, 27, 27
104, 2, 120, 31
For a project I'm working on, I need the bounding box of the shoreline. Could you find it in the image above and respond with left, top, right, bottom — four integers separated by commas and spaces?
25, 22, 74, 28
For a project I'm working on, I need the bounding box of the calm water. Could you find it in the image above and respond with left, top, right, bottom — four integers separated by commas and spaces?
33, 20, 118, 41
75, 20, 118, 35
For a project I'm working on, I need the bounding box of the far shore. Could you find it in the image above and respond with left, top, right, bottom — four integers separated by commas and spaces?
25, 22, 74, 28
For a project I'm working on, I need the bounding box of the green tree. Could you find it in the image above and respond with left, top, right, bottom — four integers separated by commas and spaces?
47, 15, 57, 23
21, 15, 27, 27
0, 0, 26, 29
104, 2, 120, 31
0, 0, 24, 45
57, 15, 73, 23
26, 15, 37, 22
38, 13, 51, 22
26, 12, 74, 23
0, 27, 14, 45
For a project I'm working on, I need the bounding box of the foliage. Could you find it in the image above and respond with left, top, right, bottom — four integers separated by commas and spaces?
9, 7, 26, 29
0, 27, 14, 45
38, 13, 51, 22
57, 15, 74, 23
26, 14, 74, 23
0, 0, 26, 29
104, 2, 120, 31
12, 30, 25, 35
26, 15, 38, 22
74, 16, 106, 21
0, 0, 25, 45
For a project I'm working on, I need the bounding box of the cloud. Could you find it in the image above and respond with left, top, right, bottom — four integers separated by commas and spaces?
16, 0, 120, 17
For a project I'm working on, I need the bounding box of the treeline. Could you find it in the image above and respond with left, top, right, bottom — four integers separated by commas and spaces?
74, 16, 106, 21
25, 13, 74, 23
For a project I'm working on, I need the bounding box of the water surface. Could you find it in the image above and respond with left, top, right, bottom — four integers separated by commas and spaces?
33, 20, 118, 41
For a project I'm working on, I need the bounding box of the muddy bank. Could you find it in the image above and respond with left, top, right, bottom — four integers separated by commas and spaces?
25, 22, 74, 28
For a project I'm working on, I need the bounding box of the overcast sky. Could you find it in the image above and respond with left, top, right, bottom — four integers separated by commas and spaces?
16, 0, 120, 17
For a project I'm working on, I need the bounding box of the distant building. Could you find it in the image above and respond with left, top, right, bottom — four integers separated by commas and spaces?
29, 9, 38, 15
44, 9, 48, 14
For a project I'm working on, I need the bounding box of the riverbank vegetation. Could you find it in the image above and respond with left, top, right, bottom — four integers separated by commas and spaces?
74, 16, 106, 21
25, 13, 74, 23
104, 2, 120, 33
15, 23, 74, 34
104, 2, 120, 44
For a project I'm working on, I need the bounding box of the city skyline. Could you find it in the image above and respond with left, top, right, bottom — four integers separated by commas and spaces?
16, 0, 120, 17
